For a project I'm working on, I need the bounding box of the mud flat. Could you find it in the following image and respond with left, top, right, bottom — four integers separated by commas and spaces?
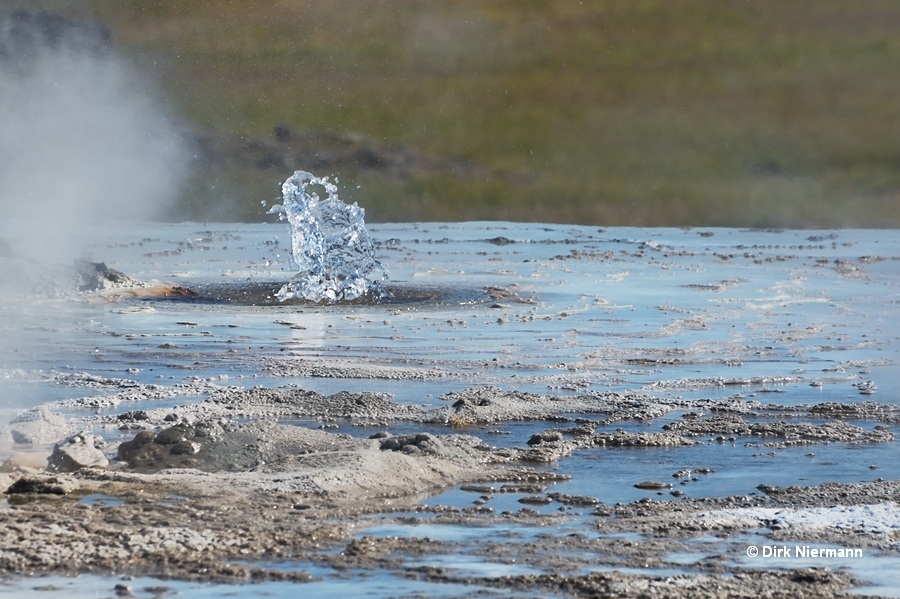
2, 223, 900, 597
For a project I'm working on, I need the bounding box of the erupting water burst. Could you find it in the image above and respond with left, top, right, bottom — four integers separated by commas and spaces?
268, 170, 386, 303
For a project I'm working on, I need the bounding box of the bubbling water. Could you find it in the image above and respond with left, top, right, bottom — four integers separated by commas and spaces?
268, 170, 386, 303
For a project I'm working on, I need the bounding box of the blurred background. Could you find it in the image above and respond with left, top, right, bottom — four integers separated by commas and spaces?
5, 1, 900, 227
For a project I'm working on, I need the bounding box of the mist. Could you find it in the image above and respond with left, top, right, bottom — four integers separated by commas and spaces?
0, 10, 188, 263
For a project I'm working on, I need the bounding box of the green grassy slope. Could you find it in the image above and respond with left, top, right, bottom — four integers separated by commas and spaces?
32, 1, 900, 226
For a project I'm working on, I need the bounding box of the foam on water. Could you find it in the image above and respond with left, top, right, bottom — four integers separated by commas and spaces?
268, 170, 385, 303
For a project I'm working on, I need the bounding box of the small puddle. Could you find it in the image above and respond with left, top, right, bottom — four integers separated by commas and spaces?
77, 494, 125, 508
362, 522, 549, 543
407, 553, 539, 577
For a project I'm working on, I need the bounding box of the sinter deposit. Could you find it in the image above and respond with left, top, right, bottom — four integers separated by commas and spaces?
2, 222, 900, 597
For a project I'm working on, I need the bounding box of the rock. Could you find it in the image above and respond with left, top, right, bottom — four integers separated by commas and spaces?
117, 421, 257, 473
6, 407, 69, 446
73, 259, 137, 291
546, 492, 599, 507
378, 433, 445, 456
591, 431, 696, 447
854, 380, 877, 395
518, 495, 553, 505
113, 583, 132, 597
170, 440, 201, 455
118, 410, 149, 422
5, 474, 76, 496
155, 424, 190, 445
527, 431, 564, 446
634, 480, 671, 490
48, 432, 109, 472
117, 430, 156, 463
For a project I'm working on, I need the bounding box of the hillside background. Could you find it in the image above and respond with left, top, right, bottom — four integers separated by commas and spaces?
17, 1, 900, 227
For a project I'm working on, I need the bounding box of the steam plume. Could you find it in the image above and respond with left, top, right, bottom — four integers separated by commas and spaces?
0, 10, 188, 262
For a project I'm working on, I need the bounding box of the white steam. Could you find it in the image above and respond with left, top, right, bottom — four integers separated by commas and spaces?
0, 11, 188, 263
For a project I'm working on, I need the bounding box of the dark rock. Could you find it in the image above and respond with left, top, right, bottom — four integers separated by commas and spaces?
113, 583, 132, 597
117, 430, 157, 463
378, 433, 445, 456
170, 440, 200, 455
634, 481, 671, 490
155, 424, 189, 445
118, 410, 149, 422
518, 495, 553, 505
5, 475, 76, 495
117, 421, 257, 473
527, 431, 564, 446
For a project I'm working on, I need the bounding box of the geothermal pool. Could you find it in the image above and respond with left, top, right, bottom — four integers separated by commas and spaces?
1, 221, 899, 597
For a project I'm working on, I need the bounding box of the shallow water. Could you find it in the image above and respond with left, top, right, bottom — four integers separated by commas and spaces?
2, 221, 899, 595
728, 532, 900, 598
5, 222, 898, 397
0, 572, 536, 599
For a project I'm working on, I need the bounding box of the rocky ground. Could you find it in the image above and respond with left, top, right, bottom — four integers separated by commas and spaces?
1, 376, 898, 598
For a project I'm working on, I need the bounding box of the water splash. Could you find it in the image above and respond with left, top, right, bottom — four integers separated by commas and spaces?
268, 170, 386, 303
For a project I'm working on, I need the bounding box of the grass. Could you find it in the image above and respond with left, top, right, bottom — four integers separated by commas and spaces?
30, 0, 900, 226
